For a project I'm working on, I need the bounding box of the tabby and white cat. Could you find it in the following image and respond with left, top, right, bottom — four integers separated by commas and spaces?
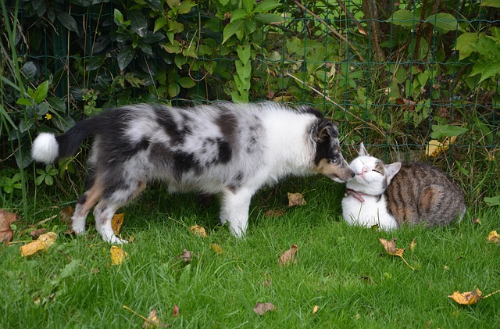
342, 143, 466, 230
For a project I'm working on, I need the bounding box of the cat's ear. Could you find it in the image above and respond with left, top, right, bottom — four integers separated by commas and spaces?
385, 162, 402, 184
359, 142, 369, 156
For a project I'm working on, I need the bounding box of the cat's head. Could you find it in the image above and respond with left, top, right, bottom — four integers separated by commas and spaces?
346, 143, 402, 195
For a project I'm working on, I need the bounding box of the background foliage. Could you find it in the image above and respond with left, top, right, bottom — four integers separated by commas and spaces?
1, 0, 499, 211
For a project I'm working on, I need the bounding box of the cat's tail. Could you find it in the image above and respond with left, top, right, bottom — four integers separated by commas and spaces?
32, 116, 103, 164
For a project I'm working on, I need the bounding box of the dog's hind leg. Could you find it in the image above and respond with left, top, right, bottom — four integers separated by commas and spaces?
220, 187, 255, 237
94, 180, 147, 244
72, 177, 104, 235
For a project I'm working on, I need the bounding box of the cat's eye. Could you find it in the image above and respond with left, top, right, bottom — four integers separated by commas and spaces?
372, 169, 382, 174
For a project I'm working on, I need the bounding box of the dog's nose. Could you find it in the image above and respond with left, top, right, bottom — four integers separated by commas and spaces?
350, 171, 355, 178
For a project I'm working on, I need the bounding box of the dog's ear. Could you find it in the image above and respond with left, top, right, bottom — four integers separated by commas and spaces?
316, 120, 338, 142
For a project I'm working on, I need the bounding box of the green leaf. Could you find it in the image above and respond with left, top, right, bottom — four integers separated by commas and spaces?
484, 196, 500, 206
475, 62, 500, 83
16, 98, 32, 106
455, 33, 479, 60
178, 1, 196, 14
168, 82, 180, 98
44, 175, 54, 186
22, 62, 37, 80
254, 0, 282, 13
85, 56, 106, 71
117, 45, 134, 71
426, 13, 458, 32
254, 14, 284, 24
388, 10, 417, 28
430, 124, 468, 139
154, 17, 167, 33
47, 97, 66, 112
230, 9, 248, 22
243, 0, 254, 12
114, 9, 124, 25
166, 0, 180, 9
33, 81, 49, 104
178, 77, 196, 88
222, 20, 244, 44
163, 41, 182, 54
129, 10, 148, 36
57, 12, 79, 35
481, 0, 500, 8
236, 45, 251, 63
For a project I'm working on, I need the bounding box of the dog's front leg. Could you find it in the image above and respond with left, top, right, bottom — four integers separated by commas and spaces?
220, 187, 254, 237
93, 200, 128, 244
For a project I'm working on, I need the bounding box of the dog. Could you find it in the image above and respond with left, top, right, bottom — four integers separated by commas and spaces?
32, 102, 354, 243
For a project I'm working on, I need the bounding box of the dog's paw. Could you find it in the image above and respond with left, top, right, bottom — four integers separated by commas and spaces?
103, 234, 128, 244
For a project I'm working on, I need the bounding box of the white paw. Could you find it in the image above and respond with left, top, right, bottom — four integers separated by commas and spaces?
104, 234, 128, 244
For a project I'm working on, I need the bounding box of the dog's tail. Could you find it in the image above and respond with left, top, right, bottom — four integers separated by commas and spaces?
32, 116, 103, 164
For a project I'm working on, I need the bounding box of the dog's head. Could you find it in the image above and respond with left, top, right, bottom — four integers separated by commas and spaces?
310, 119, 354, 183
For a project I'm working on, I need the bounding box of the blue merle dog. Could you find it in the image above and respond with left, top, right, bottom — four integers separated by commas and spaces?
32, 102, 354, 243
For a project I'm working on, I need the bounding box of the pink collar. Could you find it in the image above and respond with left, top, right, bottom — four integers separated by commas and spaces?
345, 188, 369, 203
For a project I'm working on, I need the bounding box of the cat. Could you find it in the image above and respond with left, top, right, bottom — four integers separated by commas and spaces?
342, 143, 466, 230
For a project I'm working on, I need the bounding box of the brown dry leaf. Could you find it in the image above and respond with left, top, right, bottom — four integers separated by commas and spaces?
253, 302, 276, 315
312, 305, 320, 316
0, 209, 17, 244
487, 231, 500, 244
210, 243, 223, 254
189, 225, 207, 237
173, 305, 179, 317
110, 245, 128, 265
448, 288, 483, 305
472, 218, 482, 225
265, 209, 286, 217
112, 213, 125, 235
20, 232, 57, 257
59, 206, 74, 223
142, 308, 168, 328
379, 238, 414, 270
395, 97, 417, 112
287, 193, 306, 207
425, 136, 457, 157
409, 238, 417, 252
278, 244, 298, 267
30, 228, 47, 239
178, 249, 192, 263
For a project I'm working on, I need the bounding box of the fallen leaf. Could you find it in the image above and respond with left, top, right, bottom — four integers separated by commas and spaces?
379, 238, 414, 270
264, 209, 286, 217
472, 218, 481, 225
20, 232, 57, 257
0, 209, 17, 243
448, 288, 483, 305
395, 97, 417, 112
487, 231, 500, 244
210, 243, 223, 254
59, 206, 74, 223
173, 305, 179, 317
253, 302, 275, 315
110, 245, 128, 265
425, 136, 457, 157
142, 308, 167, 328
312, 305, 320, 315
189, 225, 207, 237
278, 244, 298, 267
30, 228, 47, 239
177, 249, 192, 263
287, 193, 306, 207
409, 238, 417, 252
112, 213, 125, 235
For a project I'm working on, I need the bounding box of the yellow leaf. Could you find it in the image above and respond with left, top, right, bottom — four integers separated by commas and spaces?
487, 230, 500, 244
110, 245, 128, 265
378, 238, 414, 270
312, 305, 320, 315
448, 288, 483, 305
210, 243, 223, 254
20, 232, 57, 257
112, 213, 125, 235
425, 136, 457, 157
409, 238, 417, 252
287, 192, 306, 207
278, 244, 298, 267
189, 225, 207, 237
142, 308, 167, 328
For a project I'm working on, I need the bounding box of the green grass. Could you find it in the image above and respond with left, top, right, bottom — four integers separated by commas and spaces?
1, 177, 500, 328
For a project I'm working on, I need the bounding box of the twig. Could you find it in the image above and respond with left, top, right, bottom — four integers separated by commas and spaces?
123, 305, 152, 323
293, 0, 365, 62
284, 72, 387, 137
335, 0, 366, 35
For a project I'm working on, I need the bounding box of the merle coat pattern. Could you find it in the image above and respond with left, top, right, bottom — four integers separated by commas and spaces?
32, 102, 354, 243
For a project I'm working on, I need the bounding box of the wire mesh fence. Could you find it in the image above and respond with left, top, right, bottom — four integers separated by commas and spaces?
1, 0, 499, 206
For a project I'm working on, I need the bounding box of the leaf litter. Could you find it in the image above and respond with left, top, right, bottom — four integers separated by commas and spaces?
20, 232, 57, 257
253, 302, 276, 315
278, 244, 298, 267
378, 238, 414, 270
0, 209, 17, 243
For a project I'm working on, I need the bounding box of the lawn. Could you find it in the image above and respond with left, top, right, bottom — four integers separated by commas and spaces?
1, 177, 499, 328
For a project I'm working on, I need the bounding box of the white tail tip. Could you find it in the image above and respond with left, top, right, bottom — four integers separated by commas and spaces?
32, 133, 59, 164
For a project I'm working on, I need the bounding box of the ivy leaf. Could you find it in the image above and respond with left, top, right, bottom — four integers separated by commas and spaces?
430, 124, 468, 139
57, 12, 79, 36
178, 77, 196, 88
388, 9, 417, 28
426, 13, 459, 32
117, 45, 134, 71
